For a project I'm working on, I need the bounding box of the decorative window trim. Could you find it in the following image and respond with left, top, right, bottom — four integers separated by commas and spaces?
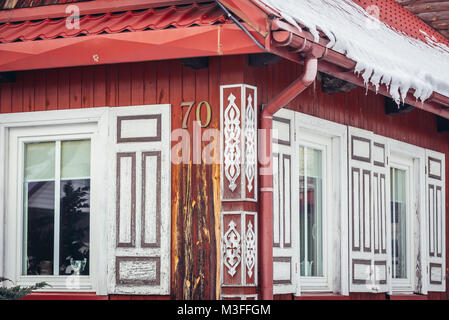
0, 108, 109, 295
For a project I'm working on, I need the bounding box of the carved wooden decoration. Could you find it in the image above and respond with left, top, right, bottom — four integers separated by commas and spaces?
221, 211, 258, 287
220, 84, 258, 202
108, 105, 171, 295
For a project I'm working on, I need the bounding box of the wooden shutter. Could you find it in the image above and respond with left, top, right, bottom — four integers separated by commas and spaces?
107, 105, 171, 295
348, 127, 391, 292
425, 150, 446, 292
272, 109, 299, 294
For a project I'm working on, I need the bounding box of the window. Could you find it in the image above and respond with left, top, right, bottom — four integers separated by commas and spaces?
389, 153, 415, 292
1, 108, 109, 294
273, 112, 445, 296
23, 140, 91, 277
1, 105, 172, 296
273, 109, 347, 295
299, 146, 324, 278
391, 167, 407, 280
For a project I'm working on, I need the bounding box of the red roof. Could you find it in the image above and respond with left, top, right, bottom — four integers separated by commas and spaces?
0, 0, 89, 10
0, 2, 228, 43
351, 0, 449, 47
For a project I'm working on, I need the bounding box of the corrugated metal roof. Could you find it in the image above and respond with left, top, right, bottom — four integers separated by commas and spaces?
0, 2, 228, 43
0, 0, 89, 10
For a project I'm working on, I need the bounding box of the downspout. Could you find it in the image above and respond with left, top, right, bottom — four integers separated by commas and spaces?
260, 57, 318, 300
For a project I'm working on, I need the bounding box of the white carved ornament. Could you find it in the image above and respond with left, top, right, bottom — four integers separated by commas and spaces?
245, 94, 256, 193
223, 220, 241, 277
224, 93, 241, 192
245, 220, 256, 278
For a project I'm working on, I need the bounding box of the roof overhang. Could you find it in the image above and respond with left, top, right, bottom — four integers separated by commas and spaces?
0, 23, 264, 71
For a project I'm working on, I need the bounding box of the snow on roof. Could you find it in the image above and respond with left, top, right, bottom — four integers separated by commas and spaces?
258, 0, 449, 104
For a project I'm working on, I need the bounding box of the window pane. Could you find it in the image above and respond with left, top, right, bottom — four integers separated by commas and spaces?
300, 147, 323, 277
25, 181, 55, 275
61, 140, 91, 179
59, 179, 90, 276
391, 168, 407, 279
25, 142, 55, 181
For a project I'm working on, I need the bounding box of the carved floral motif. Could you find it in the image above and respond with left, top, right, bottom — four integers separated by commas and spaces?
223, 220, 241, 277
245, 94, 256, 193
224, 93, 241, 192
245, 220, 256, 278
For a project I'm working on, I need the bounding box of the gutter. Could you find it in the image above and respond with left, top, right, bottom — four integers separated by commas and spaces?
270, 24, 449, 112
260, 56, 319, 300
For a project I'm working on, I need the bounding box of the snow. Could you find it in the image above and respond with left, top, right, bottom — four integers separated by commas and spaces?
256, 0, 449, 103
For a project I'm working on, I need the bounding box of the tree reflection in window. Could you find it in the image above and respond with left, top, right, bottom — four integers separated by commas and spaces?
59, 179, 90, 276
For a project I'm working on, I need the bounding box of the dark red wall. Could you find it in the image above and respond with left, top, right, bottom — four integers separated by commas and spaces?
243, 56, 449, 300
0, 55, 447, 300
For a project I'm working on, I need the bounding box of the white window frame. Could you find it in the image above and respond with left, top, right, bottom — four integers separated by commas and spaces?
387, 138, 426, 295
294, 112, 348, 295
0, 108, 109, 295
389, 155, 414, 292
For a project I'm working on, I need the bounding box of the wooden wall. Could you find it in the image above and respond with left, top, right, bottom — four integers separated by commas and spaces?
243, 56, 449, 300
0, 54, 448, 300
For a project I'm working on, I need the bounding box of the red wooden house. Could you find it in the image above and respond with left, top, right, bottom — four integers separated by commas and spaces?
0, 0, 448, 300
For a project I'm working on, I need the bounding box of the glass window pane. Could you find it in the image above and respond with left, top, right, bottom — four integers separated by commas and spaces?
61, 140, 91, 179
24, 181, 55, 275
391, 168, 407, 279
306, 148, 322, 179
300, 147, 323, 277
25, 142, 55, 181
59, 179, 90, 275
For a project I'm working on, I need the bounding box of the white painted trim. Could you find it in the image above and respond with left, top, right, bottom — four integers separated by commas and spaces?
220, 84, 258, 203
425, 148, 446, 293
107, 104, 172, 296
221, 211, 258, 288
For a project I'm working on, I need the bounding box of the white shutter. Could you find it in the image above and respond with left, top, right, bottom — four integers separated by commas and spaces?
272, 109, 299, 294
425, 149, 446, 292
348, 127, 391, 293
107, 105, 171, 295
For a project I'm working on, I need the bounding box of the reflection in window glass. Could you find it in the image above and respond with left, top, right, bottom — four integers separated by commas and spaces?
59, 179, 90, 275
23, 140, 90, 276
25, 181, 55, 275
299, 146, 323, 277
391, 167, 407, 279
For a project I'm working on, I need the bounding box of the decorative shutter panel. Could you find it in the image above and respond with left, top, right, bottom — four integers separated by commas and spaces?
272, 109, 299, 294
425, 149, 446, 292
348, 127, 391, 293
107, 105, 171, 295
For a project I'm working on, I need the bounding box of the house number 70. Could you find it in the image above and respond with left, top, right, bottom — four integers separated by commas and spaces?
180, 101, 212, 129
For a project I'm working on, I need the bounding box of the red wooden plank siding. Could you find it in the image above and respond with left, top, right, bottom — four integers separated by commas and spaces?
0, 55, 448, 300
